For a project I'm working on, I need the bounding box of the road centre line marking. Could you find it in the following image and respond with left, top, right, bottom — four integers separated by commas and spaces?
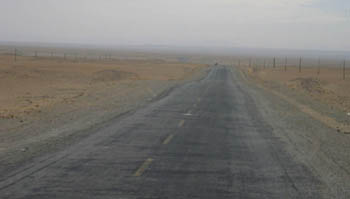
184, 110, 192, 116
133, 158, 153, 177
178, 120, 185, 127
163, 134, 174, 145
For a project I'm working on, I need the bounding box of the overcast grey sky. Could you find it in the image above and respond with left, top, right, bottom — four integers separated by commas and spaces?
1, 0, 349, 51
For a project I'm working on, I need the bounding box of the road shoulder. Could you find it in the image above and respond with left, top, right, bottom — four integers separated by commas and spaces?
231, 66, 350, 198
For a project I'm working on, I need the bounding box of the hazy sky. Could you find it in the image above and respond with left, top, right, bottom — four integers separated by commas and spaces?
1, 0, 350, 50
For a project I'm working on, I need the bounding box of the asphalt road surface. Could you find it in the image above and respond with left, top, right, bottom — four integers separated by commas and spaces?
0, 66, 323, 198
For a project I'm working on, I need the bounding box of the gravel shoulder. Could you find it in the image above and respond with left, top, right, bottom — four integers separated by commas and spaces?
232, 66, 350, 198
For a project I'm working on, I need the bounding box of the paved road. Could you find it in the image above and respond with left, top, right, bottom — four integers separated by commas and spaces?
0, 66, 323, 198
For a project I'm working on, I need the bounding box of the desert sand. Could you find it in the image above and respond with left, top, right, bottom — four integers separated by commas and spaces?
249, 65, 350, 113
238, 63, 350, 135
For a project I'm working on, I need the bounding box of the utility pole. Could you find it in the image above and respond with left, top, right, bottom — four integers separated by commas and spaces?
299, 57, 302, 73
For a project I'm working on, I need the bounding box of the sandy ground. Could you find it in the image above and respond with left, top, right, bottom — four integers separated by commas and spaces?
239, 65, 350, 127
251, 66, 350, 112
0, 54, 207, 173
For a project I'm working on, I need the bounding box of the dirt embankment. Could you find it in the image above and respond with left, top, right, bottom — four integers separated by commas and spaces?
0, 55, 207, 172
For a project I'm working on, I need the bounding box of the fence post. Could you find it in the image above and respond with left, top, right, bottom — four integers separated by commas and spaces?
317, 58, 320, 75
14, 48, 17, 62
273, 57, 276, 68
299, 57, 302, 73
34, 51, 37, 58
284, 57, 287, 72
238, 59, 240, 67
263, 59, 266, 69
249, 58, 251, 68
343, 60, 346, 80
